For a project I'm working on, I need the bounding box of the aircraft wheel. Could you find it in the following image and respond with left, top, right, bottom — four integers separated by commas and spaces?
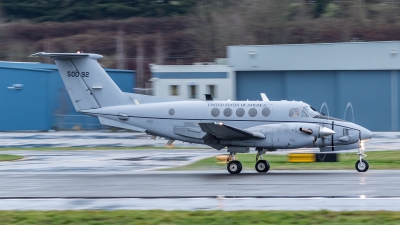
255, 160, 270, 173
355, 159, 369, 172
227, 160, 242, 174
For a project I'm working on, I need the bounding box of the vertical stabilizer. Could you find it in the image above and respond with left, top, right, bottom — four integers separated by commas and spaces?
31, 52, 126, 111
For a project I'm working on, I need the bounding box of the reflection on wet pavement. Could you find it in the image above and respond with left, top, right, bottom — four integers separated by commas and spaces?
0, 131, 397, 150
0, 150, 220, 172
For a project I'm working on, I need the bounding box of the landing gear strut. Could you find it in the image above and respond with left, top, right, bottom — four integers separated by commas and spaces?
255, 150, 270, 173
227, 152, 242, 174
355, 147, 369, 172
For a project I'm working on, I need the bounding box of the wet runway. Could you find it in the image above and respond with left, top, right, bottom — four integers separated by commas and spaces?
1, 169, 400, 210
1, 149, 400, 211
1, 130, 400, 210
1, 170, 400, 198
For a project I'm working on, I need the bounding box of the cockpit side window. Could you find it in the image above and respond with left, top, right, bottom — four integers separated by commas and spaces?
289, 108, 300, 118
303, 106, 320, 117
301, 110, 309, 117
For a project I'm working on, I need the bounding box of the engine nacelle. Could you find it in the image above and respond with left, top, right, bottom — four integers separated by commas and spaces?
247, 123, 321, 149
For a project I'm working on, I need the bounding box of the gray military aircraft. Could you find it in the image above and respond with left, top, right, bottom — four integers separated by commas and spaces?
31, 52, 373, 174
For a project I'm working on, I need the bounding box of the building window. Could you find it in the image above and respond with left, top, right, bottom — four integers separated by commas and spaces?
170, 85, 179, 96
208, 85, 216, 98
189, 85, 197, 99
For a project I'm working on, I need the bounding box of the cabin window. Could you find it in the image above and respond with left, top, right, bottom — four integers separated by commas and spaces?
236, 108, 245, 117
169, 109, 175, 116
289, 108, 300, 118
211, 108, 220, 117
261, 107, 271, 117
189, 85, 197, 99
248, 108, 257, 117
170, 85, 179, 96
224, 108, 232, 117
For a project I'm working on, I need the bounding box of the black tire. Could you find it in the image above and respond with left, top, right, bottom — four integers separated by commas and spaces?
255, 160, 270, 173
227, 160, 242, 174
355, 159, 369, 172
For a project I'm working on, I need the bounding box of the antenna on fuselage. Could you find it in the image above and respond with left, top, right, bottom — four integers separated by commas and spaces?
204, 94, 213, 101
260, 93, 269, 101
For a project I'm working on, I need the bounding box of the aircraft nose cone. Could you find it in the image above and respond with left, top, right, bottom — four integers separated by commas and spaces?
361, 127, 373, 140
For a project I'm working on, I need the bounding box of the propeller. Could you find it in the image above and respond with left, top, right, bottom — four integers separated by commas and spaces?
343, 102, 355, 123
319, 102, 330, 118
316, 101, 360, 154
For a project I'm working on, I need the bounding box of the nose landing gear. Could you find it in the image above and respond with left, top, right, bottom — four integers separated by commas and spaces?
356, 148, 369, 172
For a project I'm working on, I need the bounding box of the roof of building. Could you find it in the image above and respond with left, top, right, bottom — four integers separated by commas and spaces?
228, 41, 400, 71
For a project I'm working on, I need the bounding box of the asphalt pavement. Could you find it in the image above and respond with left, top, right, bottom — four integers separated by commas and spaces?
1, 131, 400, 211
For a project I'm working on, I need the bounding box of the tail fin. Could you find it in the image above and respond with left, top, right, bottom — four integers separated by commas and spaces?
31, 52, 126, 111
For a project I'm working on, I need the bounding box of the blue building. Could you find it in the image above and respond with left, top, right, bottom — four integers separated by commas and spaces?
228, 41, 400, 131
0, 61, 135, 131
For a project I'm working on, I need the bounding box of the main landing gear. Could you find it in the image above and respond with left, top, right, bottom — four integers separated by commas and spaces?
355, 148, 369, 172
255, 151, 270, 173
226, 151, 271, 174
227, 153, 242, 174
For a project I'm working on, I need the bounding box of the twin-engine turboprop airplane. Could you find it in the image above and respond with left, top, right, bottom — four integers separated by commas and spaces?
31, 52, 373, 174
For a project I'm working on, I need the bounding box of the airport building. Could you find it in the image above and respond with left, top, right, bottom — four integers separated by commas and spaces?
0, 61, 134, 131
151, 41, 400, 131
149, 63, 235, 101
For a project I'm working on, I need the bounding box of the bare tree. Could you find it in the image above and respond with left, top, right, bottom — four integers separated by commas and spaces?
116, 30, 125, 69
44, 38, 53, 64
136, 37, 145, 89
155, 33, 165, 65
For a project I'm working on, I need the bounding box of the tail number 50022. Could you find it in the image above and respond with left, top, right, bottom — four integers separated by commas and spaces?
67, 71, 89, 77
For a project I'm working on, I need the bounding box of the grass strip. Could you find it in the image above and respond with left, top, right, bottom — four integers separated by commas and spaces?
0, 210, 400, 225
171, 150, 400, 170
0, 154, 23, 162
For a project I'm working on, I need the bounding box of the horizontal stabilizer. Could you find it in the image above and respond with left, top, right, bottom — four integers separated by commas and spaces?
98, 117, 145, 132
199, 122, 265, 140
30, 52, 101, 60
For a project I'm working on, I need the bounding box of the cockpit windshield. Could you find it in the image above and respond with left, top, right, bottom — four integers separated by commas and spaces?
303, 106, 320, 117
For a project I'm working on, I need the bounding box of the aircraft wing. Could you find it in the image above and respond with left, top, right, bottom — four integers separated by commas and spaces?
199, 122, 265, 140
